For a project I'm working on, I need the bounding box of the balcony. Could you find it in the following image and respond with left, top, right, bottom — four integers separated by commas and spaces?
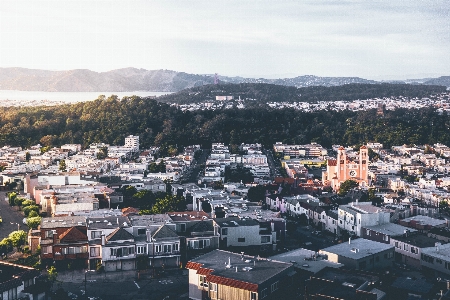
53, 252, 89, 260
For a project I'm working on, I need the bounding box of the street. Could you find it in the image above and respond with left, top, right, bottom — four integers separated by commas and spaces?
0, 191, 28, 239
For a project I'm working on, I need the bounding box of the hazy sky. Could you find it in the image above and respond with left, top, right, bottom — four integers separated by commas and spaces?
1, 0, 449, 79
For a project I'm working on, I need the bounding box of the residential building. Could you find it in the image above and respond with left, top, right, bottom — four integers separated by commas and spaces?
214, 217, 274, 250
319, 238, 395, 271
337, 202, 391, 237
0, 261, 46, 300
187, 249, 294, 300
40, 216, 89, 269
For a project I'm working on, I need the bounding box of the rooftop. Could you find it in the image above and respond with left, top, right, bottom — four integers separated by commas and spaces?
319, 238, 393, 260
392, 232, 445, 248
40, 216, 86, 229
270, 248, 342, 274
187, 250, 293, 288
401, 215, 447, 227
364, 223, 418, 236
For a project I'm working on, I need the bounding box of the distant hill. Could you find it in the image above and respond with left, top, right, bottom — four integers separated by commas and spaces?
423, 76, 450, 88
0, 67, 448, 92
0, 68, 214, 92
158, 82, 448, 104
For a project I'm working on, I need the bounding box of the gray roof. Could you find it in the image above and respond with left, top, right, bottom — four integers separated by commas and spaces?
319, 238, 393, 260
270, 248, 342, 274
190, 250, 293, 285
41, 216, 86, 229
391, 277, 432, 294
364, 223, 417, 237
152, 224, 178, 240
392, 232, 446, 248
128, 214, 171, 227
106, 228, 134, 242
214, 217, 259, 227
87, 216, 130, 229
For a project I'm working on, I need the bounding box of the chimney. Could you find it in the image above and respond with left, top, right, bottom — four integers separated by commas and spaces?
52, 230, 58, 245
117, 218, 119, 225
235, 266, 238, 272
101, 234, 105, 246
349, 237, 351, 244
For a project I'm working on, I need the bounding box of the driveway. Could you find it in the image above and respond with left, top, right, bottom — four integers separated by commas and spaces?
0, 191, 28, 239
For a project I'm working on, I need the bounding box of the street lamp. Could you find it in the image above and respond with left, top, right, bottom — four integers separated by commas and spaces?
84, 270, 96, 299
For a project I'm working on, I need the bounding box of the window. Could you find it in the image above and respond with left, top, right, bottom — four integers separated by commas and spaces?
42, 246, 52, 254
199, 275, 207, 288
174, 243, 179, 252
68, 247, 75, 254
238, 238, 245, 243
222, 228, 228, 235
383, 235, 389, 242
137, 246, 146, 254
261, 288, 268, 299
163, 244, 172, 253
180, 223, 186, 232
45, 230, 54, 238
137, 228, 146, 235
366, 229, 370, 236
154, 245, 161, 253
251, 292, 257, 300
395, 242, 399, 248
411, 247, 416, 254
110, 248, 117, 256
261, 236, 270, 243
210, 283, 217, 292
91, 231, 102, 239
90, 247, 100, 257
271, 281, 278, 292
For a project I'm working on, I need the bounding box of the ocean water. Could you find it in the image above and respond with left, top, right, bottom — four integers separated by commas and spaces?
0, 90, 171, 106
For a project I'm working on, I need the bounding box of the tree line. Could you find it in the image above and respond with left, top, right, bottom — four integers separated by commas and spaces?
0, 94, 450, 152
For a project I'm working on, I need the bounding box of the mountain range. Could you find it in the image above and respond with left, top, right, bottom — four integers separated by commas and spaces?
0, 67, 448, 92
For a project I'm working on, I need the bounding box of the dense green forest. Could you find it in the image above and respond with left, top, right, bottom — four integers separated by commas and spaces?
158, 82, 447, 104
1, 93, 450, 152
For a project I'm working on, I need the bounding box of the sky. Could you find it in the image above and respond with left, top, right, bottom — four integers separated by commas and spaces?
0, 0, 449, 80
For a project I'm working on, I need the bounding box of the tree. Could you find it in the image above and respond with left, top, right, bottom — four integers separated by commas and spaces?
96, 146, 108, 159
47, 266, 58, 290
132, 190, 156, 210
338, 180, 359, 197
14, 197, 25, 208
8, 192, 17, 206
247, 185, 266, 202
59, 159, 67, 172
27, 216, 42, 229
0, 238, 13, 257
8, 230, 27, 251
142, 195, 186, 215
23, 205, 40, 217
21, 199, 35, 208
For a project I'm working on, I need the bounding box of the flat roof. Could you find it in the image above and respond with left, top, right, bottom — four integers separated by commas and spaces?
270, 248, 342, 274
319, 238, 393, 260
402, 215, 447, 227
41, 216, 86, 229
188, 249, 292, 286
392, 232, 445, 248
364, 223, 417, 236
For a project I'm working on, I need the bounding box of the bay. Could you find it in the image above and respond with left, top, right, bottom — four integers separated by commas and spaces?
0, 90, 172, 106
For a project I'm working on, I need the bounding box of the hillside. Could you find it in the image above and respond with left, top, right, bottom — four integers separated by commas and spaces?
0, 68, 214, 92
1, 96, 450, 152
157, 83, 448, 104
1, 67, 448, 93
